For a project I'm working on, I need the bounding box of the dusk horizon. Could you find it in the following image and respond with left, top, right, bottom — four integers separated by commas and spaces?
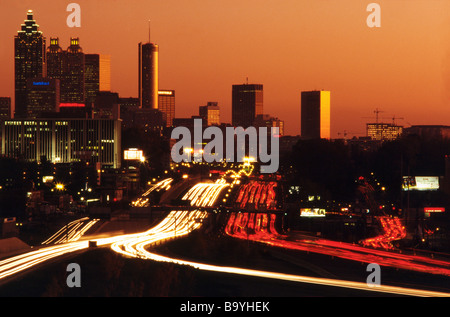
1, 0, 450, 137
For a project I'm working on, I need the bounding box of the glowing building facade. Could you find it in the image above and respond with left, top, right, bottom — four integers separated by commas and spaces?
139, 42, 159, 109
158, 90, 175, 127
301, 90, 330, 139
1, 118, 121, 168
199, 102, 220, 126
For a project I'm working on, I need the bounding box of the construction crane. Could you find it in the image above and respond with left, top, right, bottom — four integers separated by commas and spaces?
362, 108, 385, 124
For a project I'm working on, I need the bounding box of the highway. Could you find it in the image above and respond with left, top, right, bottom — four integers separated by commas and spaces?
1, 177, 450, 296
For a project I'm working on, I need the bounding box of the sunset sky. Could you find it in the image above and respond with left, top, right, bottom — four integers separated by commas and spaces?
1, 0, 450, 137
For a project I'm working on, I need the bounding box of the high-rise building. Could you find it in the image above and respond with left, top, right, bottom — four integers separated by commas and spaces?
158, 90, 175, 127
367, 123, 403, 141
232, 84, 263, 128
85, 54, 111, 104
14, 10, 47, 118
46, 37, 64, 80
253, 114, 284, 136
26, 77, 60, 118
300, 90, 330, 139
199, 102, 220, 126
47, 37, 85, 104
64, 38, 85, 103
2, 118, 121, 168
0, 98, 12, 121
138, 42, 159, 109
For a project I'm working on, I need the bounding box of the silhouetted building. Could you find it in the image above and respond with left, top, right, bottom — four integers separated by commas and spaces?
85, 54, 111, 104
119, 97, 139, 129
301, 90, 330, 139
14, 10, 47, 118
47, 37, 85, 104
2, 118, 121, 168
26, 77, 60, 118
94, 91, 120, 119
404, 125, 450, 139
199, 102, 220, 126
253, 114, 284, 136
0, 98, 12, 121
158, 90, 175, 127
232, 84, 263, 128
138, 42, 159, 109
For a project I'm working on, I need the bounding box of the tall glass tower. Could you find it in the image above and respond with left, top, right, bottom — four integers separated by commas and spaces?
14, 10, 46, 118
138, 42, 159, 109
300, 90, 331, 139
232, 83, 263, 128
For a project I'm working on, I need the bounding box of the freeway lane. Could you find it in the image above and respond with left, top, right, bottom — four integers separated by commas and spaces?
1, 177, 450, 296
225, 212, 450, 277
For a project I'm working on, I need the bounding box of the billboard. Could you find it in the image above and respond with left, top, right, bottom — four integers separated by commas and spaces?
424, 207, 445, 213
300, 208, 326, 217
402, 176, 439, 191
124, 148, 144, 161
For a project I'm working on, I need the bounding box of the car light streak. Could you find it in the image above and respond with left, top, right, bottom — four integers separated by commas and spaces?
41, 217, 99, 245
1, 176, 449, 297
108, 211, 450, 297
225, 212, 450, 277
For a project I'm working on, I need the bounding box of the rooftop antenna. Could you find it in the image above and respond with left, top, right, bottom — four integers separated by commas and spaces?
148, 20, 151, 43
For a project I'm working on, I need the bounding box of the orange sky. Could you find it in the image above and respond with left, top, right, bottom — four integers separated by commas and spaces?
1, 0, 450, 137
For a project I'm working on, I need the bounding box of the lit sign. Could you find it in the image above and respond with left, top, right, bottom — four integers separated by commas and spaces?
42, 176, 54, 183
402, 176, 439, 191
424, 207, 445, 213
33, 81, 50, 86
158, 90, 174, 96
124, 149, 144, 161
300, 208, 326, 217
59, 103, 85, 108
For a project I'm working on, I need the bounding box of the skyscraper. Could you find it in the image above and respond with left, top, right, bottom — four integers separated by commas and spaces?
158, 90, 175, 127
14, 10, 46, 118
85, 54, 111, 104
199, 102, 220, 126
232, 84, 263, 128
300, 90, 331, 139
0, 97, 11, 121
64, 37, 85, 103
47, 37, 85, 104
26, 77, 60, 118
138, 42, 159, 109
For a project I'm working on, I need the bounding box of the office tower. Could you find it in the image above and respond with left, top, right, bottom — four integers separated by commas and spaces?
232, 84, 263, 128
158, 90, 175, 127
47, 37, 85, 104
85, 54, 111, 104
367, 123, 403, 141
0, 98, 12, 121
46, 37, 64, 79
199, 102, 220, 126
254, 114, 284, 136
300, 90, 330, 139
2, 118, 121, 168
14, 10, 47, 118
64, 38, 85, 103
119, 97, 140, 129
26, 77, 60, 118
94, 91, 120, 119
138, 42, 159, 109
84, 54, 100, 104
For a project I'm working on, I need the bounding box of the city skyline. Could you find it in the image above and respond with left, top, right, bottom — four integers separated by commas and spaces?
1, 1, 450, 137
